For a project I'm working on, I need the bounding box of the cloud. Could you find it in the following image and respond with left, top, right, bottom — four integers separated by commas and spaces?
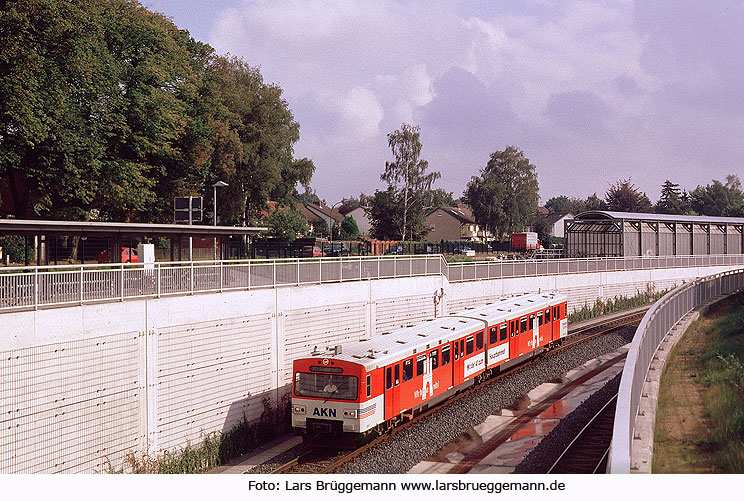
543, 90, 613, 136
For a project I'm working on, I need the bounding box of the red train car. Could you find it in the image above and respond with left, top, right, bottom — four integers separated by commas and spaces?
291, 292, 568, 445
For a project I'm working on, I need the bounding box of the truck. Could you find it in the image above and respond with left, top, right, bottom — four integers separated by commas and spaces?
511, 232, 540, 251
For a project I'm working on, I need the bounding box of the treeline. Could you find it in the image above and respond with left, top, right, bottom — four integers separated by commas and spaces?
0, 0, 313, 224
545, 177, 744, 218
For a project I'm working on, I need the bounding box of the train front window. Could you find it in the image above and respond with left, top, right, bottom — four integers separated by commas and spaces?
294, 372, 358, 400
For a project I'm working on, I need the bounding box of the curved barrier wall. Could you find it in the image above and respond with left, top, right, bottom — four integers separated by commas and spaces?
2, 253, 743, 312
608, 268, 744, 473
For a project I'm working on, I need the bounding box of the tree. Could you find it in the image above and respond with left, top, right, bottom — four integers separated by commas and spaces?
263, 205, 308, 241
463, 146, 540, 240
545, 196, 586, 215
585, 193, 608, 211
380, 124, 440, 241
605, 178, 653, 212
368, 187, 402, 240
337, 216, 359, 240
655, 180, 691, 214
690, 175, 744, 216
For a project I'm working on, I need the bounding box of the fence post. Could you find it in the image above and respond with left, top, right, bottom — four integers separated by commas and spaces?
157, 263, 161, 298
34, 267, 39, 310
219, 261, 224, 292
120, 264, 124, 301
190, 261, 194, 295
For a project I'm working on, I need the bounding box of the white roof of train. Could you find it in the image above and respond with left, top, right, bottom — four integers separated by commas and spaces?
305, 292, 566, 372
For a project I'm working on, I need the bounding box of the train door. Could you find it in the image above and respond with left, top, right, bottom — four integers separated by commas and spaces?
509, 319, 519, 360
535, 311, 544, 348
452, 338, 465, 387
384, 362, 401, 420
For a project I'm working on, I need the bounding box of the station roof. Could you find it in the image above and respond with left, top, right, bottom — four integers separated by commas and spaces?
572, 210, 744, 225
0, 218, 268, 237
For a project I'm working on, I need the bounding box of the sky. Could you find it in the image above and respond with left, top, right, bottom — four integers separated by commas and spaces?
144, 0, 744, 206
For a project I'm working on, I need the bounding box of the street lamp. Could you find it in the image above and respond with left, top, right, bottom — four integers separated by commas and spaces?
212, 180, 229, 226
212, 180, 228, 260
328, 201, 343, 243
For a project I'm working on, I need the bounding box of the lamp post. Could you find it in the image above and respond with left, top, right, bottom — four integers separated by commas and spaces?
212, 181, 228, 260
328, 201, 343, 244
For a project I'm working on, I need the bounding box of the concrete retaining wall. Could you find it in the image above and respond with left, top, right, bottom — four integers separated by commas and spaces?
0, 264, 735, 472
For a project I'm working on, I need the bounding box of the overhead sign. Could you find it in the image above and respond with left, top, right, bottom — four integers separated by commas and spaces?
174, 196, 202, 223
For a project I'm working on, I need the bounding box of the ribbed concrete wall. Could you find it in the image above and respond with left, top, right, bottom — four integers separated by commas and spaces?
0, 264, 736, 473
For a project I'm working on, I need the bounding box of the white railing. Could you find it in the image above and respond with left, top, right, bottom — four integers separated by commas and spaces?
608, 267, 744, 473
1, 254, 743, 312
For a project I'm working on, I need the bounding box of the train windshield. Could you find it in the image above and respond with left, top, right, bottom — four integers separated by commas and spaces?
294, 373, 358, 401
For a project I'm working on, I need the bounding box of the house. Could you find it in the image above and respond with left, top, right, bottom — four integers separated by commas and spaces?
527, 212, 574, 238
425, 205, 492, 242
339, 206, 372, 235
304, 203, 345, 234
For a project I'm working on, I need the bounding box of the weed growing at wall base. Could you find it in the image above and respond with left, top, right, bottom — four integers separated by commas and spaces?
106, 396, 290, 474
567, 285, 668, 324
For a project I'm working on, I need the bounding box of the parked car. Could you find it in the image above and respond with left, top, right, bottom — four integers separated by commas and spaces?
384, 245, 404, 255
453, 246, 475, 257
98, 247, 138, 264
323, 242, 350, 257
298, 245, 324, 257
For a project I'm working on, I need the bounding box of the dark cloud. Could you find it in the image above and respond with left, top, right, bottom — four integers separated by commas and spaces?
543, 90, 613, 136
416, 66, 524, 149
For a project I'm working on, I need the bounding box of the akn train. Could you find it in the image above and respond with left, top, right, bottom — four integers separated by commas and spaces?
291, 292, 567, 444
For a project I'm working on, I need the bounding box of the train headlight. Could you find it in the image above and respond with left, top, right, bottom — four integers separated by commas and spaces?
293, 405, 306, 415
343, 409, 357, 419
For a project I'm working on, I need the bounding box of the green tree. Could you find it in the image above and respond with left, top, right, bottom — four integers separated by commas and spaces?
368, 187, 402, 240
463, 146, 540, 239
336, 216, 359, 240
263, 205, 307, 241
380, 123, 440, 241
656, 180, 692, 214
585, 193, 608, 211
545, 196, 586, 215
690, 175, 744, 216
605, 178, 653, 212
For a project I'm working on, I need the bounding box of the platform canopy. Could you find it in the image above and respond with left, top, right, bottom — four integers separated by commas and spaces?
565, 211, 744, 258
0, 219, 267, 264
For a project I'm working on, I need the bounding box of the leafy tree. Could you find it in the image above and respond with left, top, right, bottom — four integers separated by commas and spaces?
545, 196, 586, 215
585, 193, 608, 211
463, 146, 540, 239
380, 124, 440, 241
533, 217, 552, 246
368, 187, 402, 240
605, 178, 653, 213
338, 193, 372, 213
293, 186, 322, 206
690, 175, 744, 216
655, 180, 691, 214
424, 188, 457, 209
336, 216, 359, 240
263, 205, 308, 241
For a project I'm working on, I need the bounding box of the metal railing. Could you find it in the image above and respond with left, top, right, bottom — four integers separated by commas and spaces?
1, 253, 743, 312
608, 267, 744, 473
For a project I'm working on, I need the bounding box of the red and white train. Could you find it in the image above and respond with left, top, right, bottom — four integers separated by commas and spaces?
291, 292, 568, 445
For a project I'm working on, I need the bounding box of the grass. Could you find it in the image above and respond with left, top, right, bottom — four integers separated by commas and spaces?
106, 396, 289, 474
699, 295, 744, 472
654, 292, 744, 473
567, 286, 668, 324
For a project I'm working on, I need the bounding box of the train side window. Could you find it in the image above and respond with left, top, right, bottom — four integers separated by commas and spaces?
489, 326, 498, 345
554, 306, 559, 320
431, 349, 439, 370
510, 320, 515, 337
545, 308, 551, 323
402, 358, 413, 382
476, 331, 484, 350
529, 314, 535, 329
367, 374, 372, 398
416, 354, 426, 376
520, 317, 527, 333
394, 364, 400, 386
499, 323, 507, 342
466, 335, 474, 355
454, 342, 459, 360
460, 339, 465, 358
386, 367, 392, 390
442, 345, 451, 365
537, 312, 543, 327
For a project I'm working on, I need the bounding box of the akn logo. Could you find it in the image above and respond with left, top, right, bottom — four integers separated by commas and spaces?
312, 407, 337, 417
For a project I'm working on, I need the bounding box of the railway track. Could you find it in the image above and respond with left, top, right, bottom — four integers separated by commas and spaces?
270, 307, 645, 474
547, 394, 618, 474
